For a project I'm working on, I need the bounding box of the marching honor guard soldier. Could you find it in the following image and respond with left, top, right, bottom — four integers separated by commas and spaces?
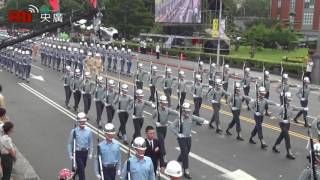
94, 76, 106, 128
107, 46, 113, 71
132, 89, 155, 140
120, 48, 126, 74
145, 126, 165, 175
114, 84, 133, 145
222, 64, 231, 100
112, 47, 119, 72
94, 53, 103, 76
62, 66, 73, 109
135, 63, 148, 90
162, 67, 177, 107
298, 143, 320, 180
191, 74, 210, 117
226, 82, 250, 141
165, 160, 183, 180
258, 70, 278, 116
294, 77, 320, 127
71, 69, 83, 112
148, 65, 163, 102
272, 92, 308, 159
126, 49, 133, 76
175, 71, 193, 110
152, 95, 179, 163
80, 72, 95, 116
120, 137, 155, 180
170, 102, 206, 179
105, 80, 117, 123
208, 63, 217, 86
240, 67, 255, 110
207, 78, 230, 133
248, 86, 279, 149
276, 73, 298, 105
24, 50, 32, 82
67, 112, 93, 180
95, 123, 121, 180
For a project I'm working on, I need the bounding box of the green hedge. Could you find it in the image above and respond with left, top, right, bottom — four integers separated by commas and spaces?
113, 41, 305, 78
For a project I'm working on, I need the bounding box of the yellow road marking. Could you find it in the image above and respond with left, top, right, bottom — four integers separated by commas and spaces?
104, 73, 310, 141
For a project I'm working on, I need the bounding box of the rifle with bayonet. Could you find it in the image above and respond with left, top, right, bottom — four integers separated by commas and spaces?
126, 143, 131, 180
97, 126, 104, 180
281, 63, 287, 119
262, 64, 266, 88
72, 124, 76, 180
302, 65, 305, 99
233, 82, 236, 108
165, 64, 168, 88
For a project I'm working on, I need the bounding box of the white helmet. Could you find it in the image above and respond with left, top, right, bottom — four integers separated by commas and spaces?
102, 45, 106, 49
53, 45, 56, 48
104, 123, 116, 134
132, 137, 147, 150
88, 52, 92, 56
152, 66, 158, 71
159, 95, 168, 103
314, 143, 320, 156
211, 63, 216, 68
80, 42, 83, 45
84, 71, 91, 77
245, 67, 250, 72
259, 87, 266, 94
97, 44, 100, 47
68, 47, 72, 51
108, 46, 112, 50
121, 84, 129, 91
77, 112, 87, 122
283, 73, 288, 79
138, 63, 143, 68
22, 51, 25, 55
199, 61, 204, 66
128, 49, 132, 53
121, 48, 125, 51
303, 77, 310, 83
285, 92, 292, 99
25, 51, 30, 55
166, 68, 172, 73
79, 49, 84, 54
58, 46, 61, 49
136, 89, 144, 97
235, 82, 241, 89
90, 43, 94, 47
225, 64, 230, 69
97, 76, 103, 82
195, 74, 201, 80
66, 66, 71, 71
114, 47, 118, 51
108, 80, 115, 87
84, 42, 88, 46
75, 69, 81, 75
265, 71, 270, 76
215, 78, 222, 86
95, 53, 101, 57
182, 102, 192, 111
164, 160, 183, 177
179, 71, 185, 77
73, 48, 78, 52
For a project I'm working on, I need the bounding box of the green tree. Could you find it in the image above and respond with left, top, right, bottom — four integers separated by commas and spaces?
240, 0, 270, 17
103, 0, 154, 38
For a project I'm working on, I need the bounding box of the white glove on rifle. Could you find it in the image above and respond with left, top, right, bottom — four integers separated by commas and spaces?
151, 103, 156, 108
178, 133, 185, 138
96, 174, 101, 179
88, 154, 93, 159
117, 170, 121, 176
304, 107, 309, 111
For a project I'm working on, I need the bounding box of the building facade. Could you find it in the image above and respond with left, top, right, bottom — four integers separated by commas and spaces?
271, 0, 320, 40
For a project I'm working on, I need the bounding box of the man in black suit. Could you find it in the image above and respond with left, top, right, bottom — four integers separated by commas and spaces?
144, 126, 165, 174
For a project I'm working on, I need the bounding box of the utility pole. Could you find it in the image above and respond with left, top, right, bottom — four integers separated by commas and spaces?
216, 0, 222, 68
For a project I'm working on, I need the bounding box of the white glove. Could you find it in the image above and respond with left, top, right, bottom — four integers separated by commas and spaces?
301, 98, 306, 101
162, 75, 165, 78
276, 104, 281, 107
304, 107, 309, 111
81, 91, 85, 94
132, 115, 136, 119
94, 98, 97, 102
231, 107, 238, 111
156, 122, 161, 127
209, 85, 213, 89
117, 170, 121, 176
69, 156, 73, 160
96, 174, 101, 179
151, 103, 156, 108
178, 133, 185, 138
72, 90, 76, 93
89, 154, 93, 159
193, 94, 197, 98
149, 84, 153, 87
296, 85, 301, 88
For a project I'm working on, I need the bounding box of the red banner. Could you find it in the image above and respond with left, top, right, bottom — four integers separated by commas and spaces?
89, 0, 97, 8
48, 0, 59, 12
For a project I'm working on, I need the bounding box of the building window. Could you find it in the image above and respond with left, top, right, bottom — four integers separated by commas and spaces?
278, 0, 282, 8
305, 0, 315, 8
290, 0, 295, 9
303, 12, 313, 25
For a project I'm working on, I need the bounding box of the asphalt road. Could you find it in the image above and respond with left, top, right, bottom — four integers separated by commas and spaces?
0, 52, 318, 180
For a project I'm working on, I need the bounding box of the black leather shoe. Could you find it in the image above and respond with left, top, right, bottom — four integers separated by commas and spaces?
209, 124, 215, 129
236, 136, 244, 141
226, 130, 232, 136
286, 153, 296, 160
184, 172, 192, 179
272, 146, 280, 153
249, 138, 256, 144
216, 129, 223, 134
293, 119, 298, 123
117, 132, 122, 140
261, 143, 268, 150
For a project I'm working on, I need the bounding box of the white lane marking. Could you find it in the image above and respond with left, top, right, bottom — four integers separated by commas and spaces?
31, 64, 44, 71
18, 83, 170, 180
30, 73, 45, 82
175, 147, 231, 174
19, 83, 229, 176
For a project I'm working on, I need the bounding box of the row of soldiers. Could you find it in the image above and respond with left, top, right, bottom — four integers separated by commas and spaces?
0, 45, 33, 82
39, 37, 133, 76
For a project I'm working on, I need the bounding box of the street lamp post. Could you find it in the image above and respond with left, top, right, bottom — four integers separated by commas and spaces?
216, 0, 222, 68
